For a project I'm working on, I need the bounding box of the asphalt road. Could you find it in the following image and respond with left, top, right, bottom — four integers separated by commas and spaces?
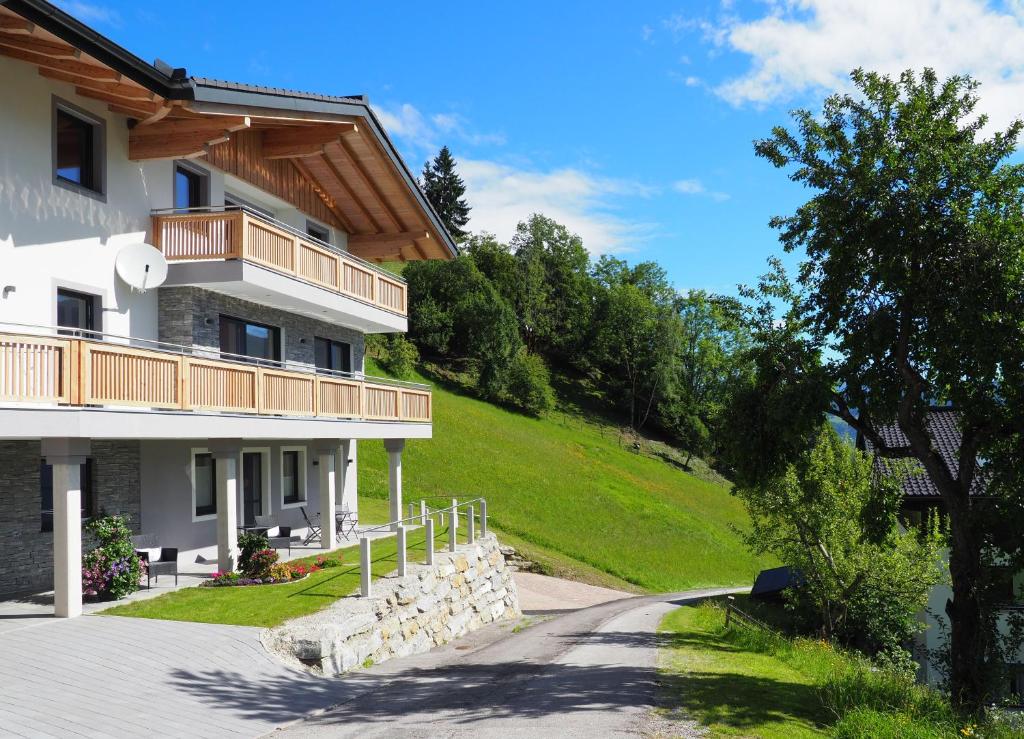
269, 588, 736, 738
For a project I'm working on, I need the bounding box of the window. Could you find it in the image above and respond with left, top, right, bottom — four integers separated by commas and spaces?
40, 459, 93, 532
192, 452, 217, 519
314, 337, 352, 374
53, 100, 104, 196
220, 315, 281, 364
174, 163, 208, 211
57, 288, 98, 337
1009, 665, 1024, 706
281, 447, 307, 507
306, 221, 330, 243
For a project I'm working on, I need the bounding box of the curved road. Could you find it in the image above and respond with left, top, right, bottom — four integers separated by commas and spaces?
270, 588, 735, 738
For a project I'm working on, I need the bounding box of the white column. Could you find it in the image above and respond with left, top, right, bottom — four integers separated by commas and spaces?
211, 443, 240, 572
396, 524, 407, 577
42, 438, 90, 619
339, 439, 358, 524
384, 439, 405, 531
316, 442, 337, 549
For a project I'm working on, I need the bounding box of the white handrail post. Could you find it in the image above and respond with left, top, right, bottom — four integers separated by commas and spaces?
467, 505, 475, 545
451, 497, 459, 531
425, 517, 435, 566
360, 536, 371, 597
396, 524, 407, 577
449, 507, 458, 552
420, 499, 427, 526
481, 499, 488, 538
407, 502, 414, 521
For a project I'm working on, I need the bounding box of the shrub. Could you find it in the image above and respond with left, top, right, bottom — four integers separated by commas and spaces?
367, 334, 420, 379
81, 515, 144, 600
504, 350, 555, 415
244, 548, 279, 580
238, 530, 269, 575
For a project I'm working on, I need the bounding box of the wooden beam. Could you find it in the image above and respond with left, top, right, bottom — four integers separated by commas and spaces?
261, 123, 358, 159
107, 101, 163, 119
348, 231, 430, 247
290, 157, 358, 234
348, 243, 404, 261
131, 115, 250, 137
0, 31, 79, 59
330, 136, 406, 232
40, 68, 155, 100
129, 132, 232, 161
0, 42, 120, 79
135, 102, 177, 125
0, 16, 35, 34
317, 152, 383, 232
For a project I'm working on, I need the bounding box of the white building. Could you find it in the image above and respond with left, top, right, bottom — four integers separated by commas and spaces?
0, 0, 457, 616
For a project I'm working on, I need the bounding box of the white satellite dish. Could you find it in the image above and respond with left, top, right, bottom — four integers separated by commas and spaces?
115, 243, 168, 293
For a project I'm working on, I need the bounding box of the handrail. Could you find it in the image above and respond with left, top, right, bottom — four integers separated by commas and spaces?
0, 321, 430, 391
359, 497, 483, 536
150, 204, 405, 282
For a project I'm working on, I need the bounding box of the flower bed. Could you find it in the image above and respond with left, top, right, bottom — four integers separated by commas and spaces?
204, 549, 346, 588
82, 515, 146, 600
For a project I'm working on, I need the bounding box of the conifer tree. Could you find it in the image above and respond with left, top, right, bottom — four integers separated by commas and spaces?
421, 146, 470, 240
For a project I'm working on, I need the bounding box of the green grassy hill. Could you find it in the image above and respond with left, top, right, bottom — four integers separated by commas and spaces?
357, 362, 771, 593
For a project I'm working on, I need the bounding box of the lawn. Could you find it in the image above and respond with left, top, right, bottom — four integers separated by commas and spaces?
356, 361, 772, 593
104, 515, 443, 628
657, 599, 1011, 739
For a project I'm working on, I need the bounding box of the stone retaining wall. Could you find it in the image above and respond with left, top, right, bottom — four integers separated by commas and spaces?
263, 533, 520, 675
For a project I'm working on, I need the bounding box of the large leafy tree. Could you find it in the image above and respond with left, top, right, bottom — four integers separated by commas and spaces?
740, 69, 1024, 711
421, 146, 471, 240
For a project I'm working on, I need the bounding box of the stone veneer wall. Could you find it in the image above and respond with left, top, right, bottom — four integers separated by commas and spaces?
158, 286, 365, 372
263, 533, 520, 675
0, 440, 141, 596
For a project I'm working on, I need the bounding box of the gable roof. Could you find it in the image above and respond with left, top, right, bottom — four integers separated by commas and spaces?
865, 408, 987, 499
0, 0, 459, 262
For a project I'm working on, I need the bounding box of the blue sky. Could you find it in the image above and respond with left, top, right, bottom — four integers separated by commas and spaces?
62, 0, 1024, 297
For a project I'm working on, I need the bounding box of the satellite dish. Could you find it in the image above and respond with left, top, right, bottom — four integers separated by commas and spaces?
115, 243, 168, 293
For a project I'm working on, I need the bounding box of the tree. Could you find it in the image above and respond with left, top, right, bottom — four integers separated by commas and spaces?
737, 424, 944, 659
739, 68, 1024, 710
421, 146, 470, 240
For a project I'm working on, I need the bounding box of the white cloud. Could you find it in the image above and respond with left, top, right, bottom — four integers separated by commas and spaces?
695, 0, 1024, 129
460, 160, 656, 255
374, 103, 505, 154
673, 178, 730, 202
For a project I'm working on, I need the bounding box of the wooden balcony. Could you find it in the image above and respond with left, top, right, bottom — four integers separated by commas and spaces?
0, 332, 431, 423
151, 209, 408, 316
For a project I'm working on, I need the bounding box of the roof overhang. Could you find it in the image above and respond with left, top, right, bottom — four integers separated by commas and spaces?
0, 0, 459, 262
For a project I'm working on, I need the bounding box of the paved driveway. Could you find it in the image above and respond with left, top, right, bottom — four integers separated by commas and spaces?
272, 588, 739, 738
0, 615, 336, 738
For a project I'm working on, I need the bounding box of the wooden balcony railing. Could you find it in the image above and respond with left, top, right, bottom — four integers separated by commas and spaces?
0, 332, 431, 423
151, 209, 408, 316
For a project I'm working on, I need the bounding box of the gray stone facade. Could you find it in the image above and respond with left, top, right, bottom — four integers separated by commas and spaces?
264, 534, 521, 675
158, 287, 365, 373
0, 441, 141, 596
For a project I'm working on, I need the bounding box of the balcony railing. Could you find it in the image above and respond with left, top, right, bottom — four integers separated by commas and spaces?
151, 207, 408, 316
0, 329, 431, 423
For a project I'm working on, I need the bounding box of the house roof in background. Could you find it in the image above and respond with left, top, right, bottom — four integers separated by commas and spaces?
867, 408, 987, 498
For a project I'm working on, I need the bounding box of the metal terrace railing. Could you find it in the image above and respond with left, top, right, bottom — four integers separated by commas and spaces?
0, 323, 430, 423
357, 498, 487, 597
151, 205, 408, 316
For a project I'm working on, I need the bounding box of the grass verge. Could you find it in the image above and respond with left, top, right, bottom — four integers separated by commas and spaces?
658, 599, 1020, 739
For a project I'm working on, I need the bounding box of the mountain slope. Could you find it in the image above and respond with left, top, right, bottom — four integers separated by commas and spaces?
358, 364, 771, 593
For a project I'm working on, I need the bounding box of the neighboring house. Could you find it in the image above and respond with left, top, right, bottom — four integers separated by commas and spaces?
864, 408, 1024, 700
0, 0, 458, 617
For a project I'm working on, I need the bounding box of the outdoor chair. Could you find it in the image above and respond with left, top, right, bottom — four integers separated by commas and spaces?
131, 534, 178, 587
300, 507, 321, 545
254, 516, 295, 555
335, 505, 358, 541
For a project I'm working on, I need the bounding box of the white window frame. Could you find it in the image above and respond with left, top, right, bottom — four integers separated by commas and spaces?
279, 446, 308, 509
190, 447, 217, 522
240, 446, 272, 517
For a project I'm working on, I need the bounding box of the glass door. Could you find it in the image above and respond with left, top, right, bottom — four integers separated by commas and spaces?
242, 452, 263, 527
